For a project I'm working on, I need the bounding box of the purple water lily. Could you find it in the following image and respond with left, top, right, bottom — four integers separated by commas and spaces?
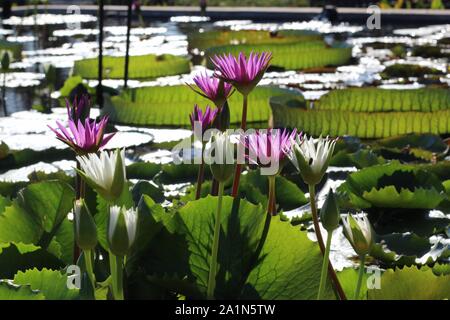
243, 128, 297, 170
189, 104, 218, 137
67, 95, 91, 123
211, 52, 272, 96
49, 116, 115, 155
188, 73, 233, 108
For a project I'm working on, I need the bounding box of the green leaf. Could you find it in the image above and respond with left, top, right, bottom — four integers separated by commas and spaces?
272, 88, 450, 138
13, 268, 79, 300
135, 196, 331, 299
317, 88, 450, 113
205, 41, 352, 70
337, 267, 370, 300
239, 171, 308, 211
0, 281, 44, 300
18, 181, 74, 235
74, 54, 190, 80
188, 29, 322, 51
126, 162, 162, 180
242, 215, 333, 299
338, 161, 446, 209
368, 266, 450, 300
370, 233, 449, 266
59, 75, 84, 97
0, 242, 63, 279
104, 85, 302, 126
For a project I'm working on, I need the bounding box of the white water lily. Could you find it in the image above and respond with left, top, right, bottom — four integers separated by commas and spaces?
342, 213, 374, 257
76, 149, 126, 201
289, 134, 337, 185
108, 205, 138, 256
204, 131, 236, 182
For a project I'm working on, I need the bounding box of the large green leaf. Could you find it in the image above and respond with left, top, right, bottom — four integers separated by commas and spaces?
13, 268, 79, 300
0, 242, 63, 279
205, 42, 352, 70
239, 171, 308, 211
188, 29, 322, 51
241, 214, 333, 299
368, 266, 450, 300
337, 267, 370, 300
316, 88, 450, 113
134, 196, 331, 299
271, 105, 450, 138
0, 281, 44, 300
74, 54, 190, 80
338, 161, 446, 209
371, 233, 449, 266
104, 85, 302, 126
0, 181, 75, 250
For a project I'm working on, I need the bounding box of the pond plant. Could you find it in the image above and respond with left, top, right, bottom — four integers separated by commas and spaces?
0, 36, 449, 302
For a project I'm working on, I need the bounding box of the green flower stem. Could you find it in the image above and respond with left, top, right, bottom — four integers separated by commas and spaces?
309, 184, 347, 300
109, 251, 124, 300
207, 182, 225, 300
268, 175, 276, 215
317, 231, 333, 300
195, 144, 205, 200
84, 249, 96, 293
231, 94, 248, 197
73, 160, 86, 264
354, 254, 366, 300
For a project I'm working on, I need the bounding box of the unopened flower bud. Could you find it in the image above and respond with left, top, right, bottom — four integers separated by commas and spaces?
342, 214, 374, 257
320, 189, 340, 232
74, 199, 98, 250
107, 206, 137, 257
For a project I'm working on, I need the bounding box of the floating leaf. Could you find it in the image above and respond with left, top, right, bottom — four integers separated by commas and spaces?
338, 161, 446, 209
105, 85, 301, 126
74, 54, 190, 80
368, 266, 450, 300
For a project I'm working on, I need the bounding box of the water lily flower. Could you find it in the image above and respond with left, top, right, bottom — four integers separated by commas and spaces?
290, 134, 346, 300
342, 214, 374, 257
67, 95, 91, 123
204, 131, 235, 183
190, 104, 218, 139
76, 149, 126, 202
342, 213, 374, 300
211, 52, 272, 96
188, 73, 233, 108
48, 116, 115, 155
108, 205, 138, 257
243, 128, 297, 176
289, 134, 338, 186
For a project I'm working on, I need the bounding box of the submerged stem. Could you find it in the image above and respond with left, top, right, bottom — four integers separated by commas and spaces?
207, 182, 224, 299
